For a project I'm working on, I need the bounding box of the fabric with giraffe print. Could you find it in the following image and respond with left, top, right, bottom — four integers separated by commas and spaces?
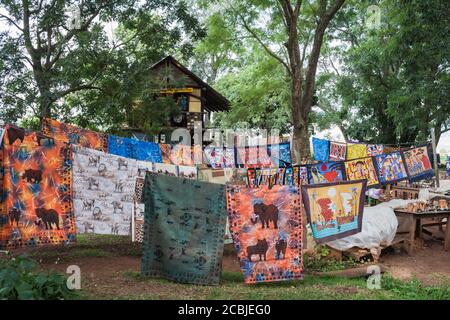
72, 145, 153, 235
226, 184, 303, 284
141, 173, 227, 285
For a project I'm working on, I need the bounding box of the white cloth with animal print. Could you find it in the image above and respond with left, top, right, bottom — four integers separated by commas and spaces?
72, 145, 153, 235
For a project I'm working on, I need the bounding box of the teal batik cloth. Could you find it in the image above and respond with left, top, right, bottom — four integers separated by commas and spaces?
141, 173, 227, 285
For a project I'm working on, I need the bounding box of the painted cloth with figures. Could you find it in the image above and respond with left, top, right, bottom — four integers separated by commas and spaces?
301, 180, 366, 244
0, 125, 75, 249
141, 173, 227, 285
226, 185, 303, 284
402, 145, 434, 182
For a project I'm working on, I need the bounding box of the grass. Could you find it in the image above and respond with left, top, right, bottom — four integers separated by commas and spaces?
10, 234, 449, 300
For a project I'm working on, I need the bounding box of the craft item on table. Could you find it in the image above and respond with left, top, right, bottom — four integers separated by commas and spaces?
41, 118, 108, 152
301, 180, 366, 243
312, 137, 330, 162
226, 184, 303, 284
346, 143, 367, 160
178, 165, 198, 180
141, 173, 227, 285
329, 141, 347, 161
344, 157, 380, 187
108, 135, 162, 163
154, 163, 178, 176
373, 151, 408, 184
307, 162, 346, 184
159, 144, 172, 164
0, 125, 75, 249
366, 144, 384, 157
170, 144, 194, 166
402, 145, 434, 182
72, 145, 145, 235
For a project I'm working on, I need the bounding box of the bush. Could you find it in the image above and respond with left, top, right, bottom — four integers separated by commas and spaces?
0, 255, 77, 300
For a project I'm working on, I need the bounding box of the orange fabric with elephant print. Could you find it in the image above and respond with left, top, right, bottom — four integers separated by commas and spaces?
41, 118, 108, 152
0, 125, 75, 249
226, 184, 303, 284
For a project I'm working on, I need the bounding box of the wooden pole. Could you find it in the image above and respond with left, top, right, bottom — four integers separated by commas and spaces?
431, 128, 440, 188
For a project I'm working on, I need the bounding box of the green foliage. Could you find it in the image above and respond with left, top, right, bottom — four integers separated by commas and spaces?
381, 275, 450, 300
0, 255, 77, 300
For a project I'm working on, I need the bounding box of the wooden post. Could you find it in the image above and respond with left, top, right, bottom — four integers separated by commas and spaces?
431, 128, 440, 188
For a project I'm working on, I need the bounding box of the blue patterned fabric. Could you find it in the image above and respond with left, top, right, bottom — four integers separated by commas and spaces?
108, 135, 162, 163
312, 138, 330, 162
268, 142, 292, 167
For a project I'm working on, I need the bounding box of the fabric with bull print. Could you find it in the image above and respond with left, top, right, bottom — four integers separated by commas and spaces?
141, 173, 227, 285
41, 118, 108, 152
0, 125, 75, 249
226, 184, 303, 284
72, 145, 153, 235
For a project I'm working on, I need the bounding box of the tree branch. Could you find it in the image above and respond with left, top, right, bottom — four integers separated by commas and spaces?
0, 14, 24, 32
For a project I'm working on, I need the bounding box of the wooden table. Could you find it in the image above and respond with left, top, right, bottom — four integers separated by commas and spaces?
394, 210, 450, 254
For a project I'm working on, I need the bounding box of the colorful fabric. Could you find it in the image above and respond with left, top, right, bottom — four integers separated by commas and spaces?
366, 144, 384, 157
178, 165, 198, 179
267, 142, 292, 167
402, 146, 434, 181
159, 144, 172, 164
41, 118, 108, 152
0, 125, 75, 249
226, 184, 303, 284
293, 166, 308, 186
344, 157, 380, 187
373, 152, 408, 184
346, 143, 367, 160
72, 145, 153, 235
224, 148, 236, 168
154, 163, 178, 176
141, 173, 227, 285
204, 147, 226, 169
132, 175, 146, 243
329, 142, 347, 161
236, 146, 272, 168
301, 180, 366, 244
170, 144, 194, 166
308, 162, 346, 184
312, 138, 330, 162
108, 135, 162, 163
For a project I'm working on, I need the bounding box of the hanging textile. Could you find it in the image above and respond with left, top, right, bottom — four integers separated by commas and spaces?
329, 141, 347, 161
204, 147, 226, 169
293, 165, 308, 186
226, 184, 303, 284
108, 135, 162, 163
301, 180, 366, 244
402, 145, 434, 182
72, 146, 152, 235
0, 125, 75, 249
312, 137, 330, 162
236, 146, 272, 168
132, 175, 145, 243
141, 173, 227, 285
366, 144, 384, 157
177, 165, 198, 180
159, 144, 172, 164
373, 151, 408, 184
307, 162, 346, 184
346, 143, 367, 160
267, 142, 292, 167
154, 163, 178, 176
170, 144, 194, 166
41, 118, 108, 152
344, 157, 380, 187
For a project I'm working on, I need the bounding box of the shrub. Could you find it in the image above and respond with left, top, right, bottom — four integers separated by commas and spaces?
0, 255, 77, 300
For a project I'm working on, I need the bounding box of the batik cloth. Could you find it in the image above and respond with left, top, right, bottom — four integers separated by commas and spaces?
236, 146, 272, 168
267, 142, 292, 167
366, 144, 384, 157
154, 163, 178, 176
312, 138, 330, 162
293, 166, 308, 186
329, 141, 347, 161
373, 151, 408, 184
226, 184, 303, 284
141, 173, 227, 285
177, 165, 198, 180
402, 145, 434, 182
307, 162, 346, 184
346, 143, 367, 160
132, 176, 146, 243
204, 147, 226, 169
108, 135, 162, 163
41, 118, 108, 152
170, 144, 194, 166
301, 180, 366, 244
0, 125, 75, 249
344, 157, 380, 187
72, 146, 153, 235
159, 144, 172, 164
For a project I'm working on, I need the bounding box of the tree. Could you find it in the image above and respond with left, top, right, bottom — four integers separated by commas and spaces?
0, 0, 205, 132
198, 0, 346, 162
